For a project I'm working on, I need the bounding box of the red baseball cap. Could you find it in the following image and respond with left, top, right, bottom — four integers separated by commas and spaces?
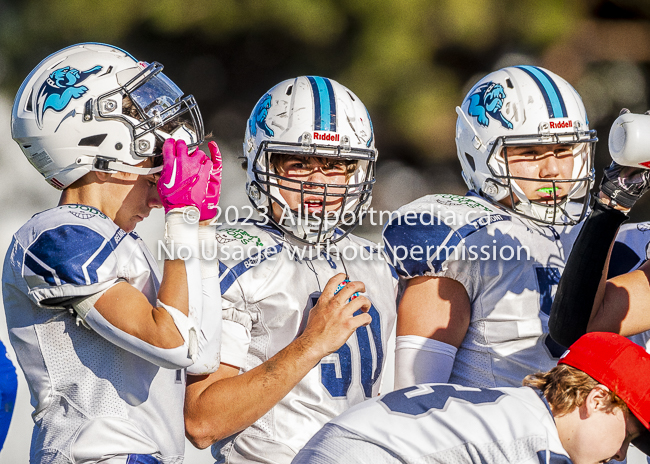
558, 332, 650, 455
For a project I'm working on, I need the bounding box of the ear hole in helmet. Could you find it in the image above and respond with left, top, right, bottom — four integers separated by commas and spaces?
465, 152, 476, 171
78, 134, 107, 147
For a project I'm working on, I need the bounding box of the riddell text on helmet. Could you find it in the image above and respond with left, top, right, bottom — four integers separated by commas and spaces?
313, 132, 340, 142
549, 120, 573, 129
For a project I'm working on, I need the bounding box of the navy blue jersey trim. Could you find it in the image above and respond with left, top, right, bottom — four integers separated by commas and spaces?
25, 225, 128, 287
220, 243, 284, 294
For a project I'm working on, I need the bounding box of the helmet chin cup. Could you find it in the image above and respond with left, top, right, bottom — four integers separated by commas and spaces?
456, 66, 596, 225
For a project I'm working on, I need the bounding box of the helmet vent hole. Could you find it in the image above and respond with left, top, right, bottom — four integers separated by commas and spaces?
286, 85, 293, 95
98, 66, 112, 77
25, 90, 34, 112
465, 153, 476, 171
506, 79, 513, 89
347, 91, 356, 101
78, 134, 107, 147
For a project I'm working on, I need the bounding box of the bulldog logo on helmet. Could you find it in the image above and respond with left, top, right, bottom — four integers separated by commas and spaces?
467, 81, 513, 130
248, 93, 274, 137
35, 65, 102, 128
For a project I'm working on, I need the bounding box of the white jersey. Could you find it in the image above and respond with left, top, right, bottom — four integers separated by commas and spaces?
214, 220, 398, 464
612, 222, 650, 353
2, 205, 185, 464
383, 193, 582, 387
611, 222, 650, 276
293, 383, 569, 464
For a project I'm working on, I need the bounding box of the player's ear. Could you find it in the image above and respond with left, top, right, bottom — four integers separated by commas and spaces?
95, 171, 111, 182
585, 385, 611, 415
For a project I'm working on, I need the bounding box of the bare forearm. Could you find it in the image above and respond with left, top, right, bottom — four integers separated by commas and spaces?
185, 336, 323, 447
158, 259, 189, 316
589, 265, 650, 336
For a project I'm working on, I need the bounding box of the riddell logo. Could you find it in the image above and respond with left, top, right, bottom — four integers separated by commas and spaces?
549, 120, 573, 129
313, 132, 340, 142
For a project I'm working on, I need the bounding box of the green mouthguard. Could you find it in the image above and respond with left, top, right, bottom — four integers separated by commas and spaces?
537, 187, 558, 195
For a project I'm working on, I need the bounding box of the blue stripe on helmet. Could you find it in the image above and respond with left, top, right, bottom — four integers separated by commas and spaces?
307, 76, 336, 131
516, 66, 567, 119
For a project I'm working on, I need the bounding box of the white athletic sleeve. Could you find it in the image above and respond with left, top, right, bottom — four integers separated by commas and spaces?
73, 289, 194, 369
394, 335, 457, 390
187, 224, 222, 375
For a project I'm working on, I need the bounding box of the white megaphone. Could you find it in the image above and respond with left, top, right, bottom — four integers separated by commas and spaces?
609, 112, 650, 169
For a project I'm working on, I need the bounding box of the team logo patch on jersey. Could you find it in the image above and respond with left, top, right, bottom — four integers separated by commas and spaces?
66, 204, 107, 220
248, 93, 274, 137
467, 81, 513, 129
217, 228, 264, 247
432, 194, 492, 211
35, 65, 103, 128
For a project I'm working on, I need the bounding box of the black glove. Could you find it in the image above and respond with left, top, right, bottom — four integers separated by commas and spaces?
599, 161, 650, 210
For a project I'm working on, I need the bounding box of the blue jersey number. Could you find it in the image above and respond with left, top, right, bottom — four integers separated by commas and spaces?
535, 266, 566, 358
380, 384, 505, 416
314, 296, 383, 399
534, 266, 561, 316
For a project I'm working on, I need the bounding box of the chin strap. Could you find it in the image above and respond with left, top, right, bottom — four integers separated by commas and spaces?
77, 155, 164, 175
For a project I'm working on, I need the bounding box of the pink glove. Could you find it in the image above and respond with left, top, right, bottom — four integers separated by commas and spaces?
158, 138, 213, 213
199, 141, 223, 221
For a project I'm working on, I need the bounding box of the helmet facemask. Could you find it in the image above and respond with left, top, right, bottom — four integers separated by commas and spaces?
97, 62, 204, 161
484, 129, 596, 225
249, 138, 376, 244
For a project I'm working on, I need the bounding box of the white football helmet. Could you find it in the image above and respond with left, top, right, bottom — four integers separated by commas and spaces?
12, 42, 204, 189
243, 76, 377, 244
456, 66, 596, 225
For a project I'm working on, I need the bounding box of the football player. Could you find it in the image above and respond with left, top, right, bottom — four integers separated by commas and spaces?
2, 43, 222, 463
549, 122, 650, 347
293, 332, 650, 464
184, 76, 398, 464
383, 66, 599, 389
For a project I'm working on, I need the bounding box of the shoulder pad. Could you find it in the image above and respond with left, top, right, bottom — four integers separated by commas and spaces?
217, 223, 284, 295
382, 194, 510, 278
20, 207, 125, 291
397, 194, 501, 218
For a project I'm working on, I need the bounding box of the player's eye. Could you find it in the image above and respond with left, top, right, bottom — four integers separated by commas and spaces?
322, 162, 347, 174
555, 146, 573, 156
287, 161, 308, 171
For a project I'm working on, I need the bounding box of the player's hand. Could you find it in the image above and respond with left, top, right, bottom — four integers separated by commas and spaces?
599, 161, 650, 210
158, 138, 213, 214
299, 273, 371, 358
199, 141, 222, 221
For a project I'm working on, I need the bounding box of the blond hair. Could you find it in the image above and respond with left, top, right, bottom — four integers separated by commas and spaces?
523, 364, 628, 416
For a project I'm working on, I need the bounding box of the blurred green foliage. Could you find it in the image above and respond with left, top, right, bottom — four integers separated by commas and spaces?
0, 0, 648, 180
